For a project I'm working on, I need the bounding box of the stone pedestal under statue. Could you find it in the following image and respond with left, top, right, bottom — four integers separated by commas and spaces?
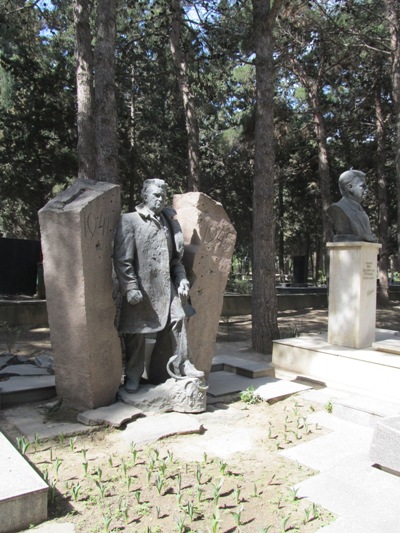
327, 241, 382, 349
39, 179, 123, 410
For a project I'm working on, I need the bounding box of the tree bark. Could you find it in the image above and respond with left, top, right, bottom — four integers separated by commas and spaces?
169, 0, 201, 192
94, 0, 118, 183
251, 0, 282, 353
375, 88, 390, 306
384, 0, 400, 264
73, 0, 95, 181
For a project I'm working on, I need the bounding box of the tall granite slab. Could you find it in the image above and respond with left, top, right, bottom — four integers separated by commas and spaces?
39, 179, 122, 410
327, 241, 381, 349
173, 193, 236, 377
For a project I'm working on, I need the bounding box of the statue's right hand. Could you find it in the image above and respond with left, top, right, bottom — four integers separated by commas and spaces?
126, 289, 143, 305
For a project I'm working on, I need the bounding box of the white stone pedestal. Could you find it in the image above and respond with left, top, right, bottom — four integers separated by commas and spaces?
327, 241, 381, 349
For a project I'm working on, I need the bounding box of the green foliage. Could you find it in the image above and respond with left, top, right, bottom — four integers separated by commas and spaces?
239, 386, 260, 405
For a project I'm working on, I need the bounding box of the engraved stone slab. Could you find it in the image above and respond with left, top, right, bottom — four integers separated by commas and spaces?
173, 193, 236, 377
78, 403, 143, 427
39, 179, 122, 410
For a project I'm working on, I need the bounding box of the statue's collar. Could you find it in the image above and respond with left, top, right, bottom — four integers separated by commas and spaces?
136, 204, 164, 223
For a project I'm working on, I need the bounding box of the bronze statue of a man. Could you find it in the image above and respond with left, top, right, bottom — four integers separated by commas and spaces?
113, 178, 204, 393
326, 169, 377, 242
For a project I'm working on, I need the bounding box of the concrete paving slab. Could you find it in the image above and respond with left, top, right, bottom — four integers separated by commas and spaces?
165, 426, 264, 462
0, 375, 56, 407
0, 364, 50, 376
207, 371, 276, 397
372, 338, 400, 355
211, 354, 274, 377
4, 404, 88, 441
0, 353, 13, 369
370, 416, 400, 472
0, 431, 48, 533
122, 412, 203, 445
196, 403, 249, 426
78, 402, 143, 427
255, 379, 310, 401
21, 524, 76, 533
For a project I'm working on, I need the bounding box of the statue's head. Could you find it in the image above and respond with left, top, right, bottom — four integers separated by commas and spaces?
338, 169, 368, 204
141, 178, 167, 214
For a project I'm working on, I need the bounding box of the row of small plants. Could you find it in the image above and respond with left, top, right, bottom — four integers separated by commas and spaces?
17, 397, 334, 532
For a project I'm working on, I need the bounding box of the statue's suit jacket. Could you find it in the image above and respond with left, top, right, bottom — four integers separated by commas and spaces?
113, 204, 187, 334
326, 197, 376, 242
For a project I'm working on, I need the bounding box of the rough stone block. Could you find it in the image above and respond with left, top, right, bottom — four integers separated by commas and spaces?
39, 179, 122, 410
173, 193, 236, 377
370, 416, 400, 473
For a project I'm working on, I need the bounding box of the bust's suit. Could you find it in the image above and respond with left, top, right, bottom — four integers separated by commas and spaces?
326, 197, 376, 242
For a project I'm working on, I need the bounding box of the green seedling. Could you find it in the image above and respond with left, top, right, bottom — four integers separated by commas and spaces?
218, 459, 228, 476
234, 486, 241, 504
82, 461, 88, 477
281, 515, 290, 532
196, 486, 204, 503
167, 449, 174, 463
174, 513, 186, 533
304, 506, 312, 523
102, 513, 112, 532
146, 468, 152, 486
119, 499, 129, 524
287, 486, 300, 501
130, 443, 138, 464
69, 436, 77, 452
108, 455, 113, 468
54, 457, 62, 482
196, 463, 202, 485
159, 460, 167, 477
49, 447, 53, 462
121, 460, 127, 478
325, 401, 333, 414
176, 472, 182, 493
48, 479, 57, 504
96, 480, 107, 499
156, 505, 161, 519
212, 478, 224, 506
70, 482, 81, 502
96, 466, 103, 481
155, 473, 164, 495
210, 509, 220, 533
230, 504, 244, 527
81, 448, 88, 461
134, 489, 141, 504
124, 475, 132, 492
203, 452, 208, 465
16, 436, 30, 455
58, 433, 65, 445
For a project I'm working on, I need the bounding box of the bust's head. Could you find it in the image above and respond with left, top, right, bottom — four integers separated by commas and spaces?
338, 170, 368, 204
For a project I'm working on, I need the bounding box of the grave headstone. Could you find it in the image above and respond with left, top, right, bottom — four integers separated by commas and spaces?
173, 192, 236, 376
39, 179, 122, 410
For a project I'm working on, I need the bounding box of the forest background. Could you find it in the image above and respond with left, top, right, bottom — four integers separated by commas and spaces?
1, 0, 400, 352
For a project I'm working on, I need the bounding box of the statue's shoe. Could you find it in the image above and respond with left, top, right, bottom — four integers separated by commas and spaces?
180, 360, 205, 379
125, 377, 140, 393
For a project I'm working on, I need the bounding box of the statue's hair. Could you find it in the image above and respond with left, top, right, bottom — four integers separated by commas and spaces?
338, 169, 366, 195
141, 178, 167, 199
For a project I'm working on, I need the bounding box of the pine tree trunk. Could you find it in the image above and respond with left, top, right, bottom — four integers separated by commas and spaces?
384, 0, 400, 265
94, 0, 118, 183
375, 89, 390, 306
169, 0, 200, 192
251, 0, 282, 353
73, 0, 95, 181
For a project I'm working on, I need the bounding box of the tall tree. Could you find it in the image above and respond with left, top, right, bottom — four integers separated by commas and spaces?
383, 0, 400, 264
73, 0, 118, 183
251, 0, 283, 353
74, 0, 95, 181
169, 0, 201, 191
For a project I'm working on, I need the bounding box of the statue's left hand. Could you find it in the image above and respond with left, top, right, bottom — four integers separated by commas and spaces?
178, 279, 190, 301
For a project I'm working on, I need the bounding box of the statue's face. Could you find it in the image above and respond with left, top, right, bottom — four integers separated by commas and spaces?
346, 176, 367, 204
144, 185, 167, 214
